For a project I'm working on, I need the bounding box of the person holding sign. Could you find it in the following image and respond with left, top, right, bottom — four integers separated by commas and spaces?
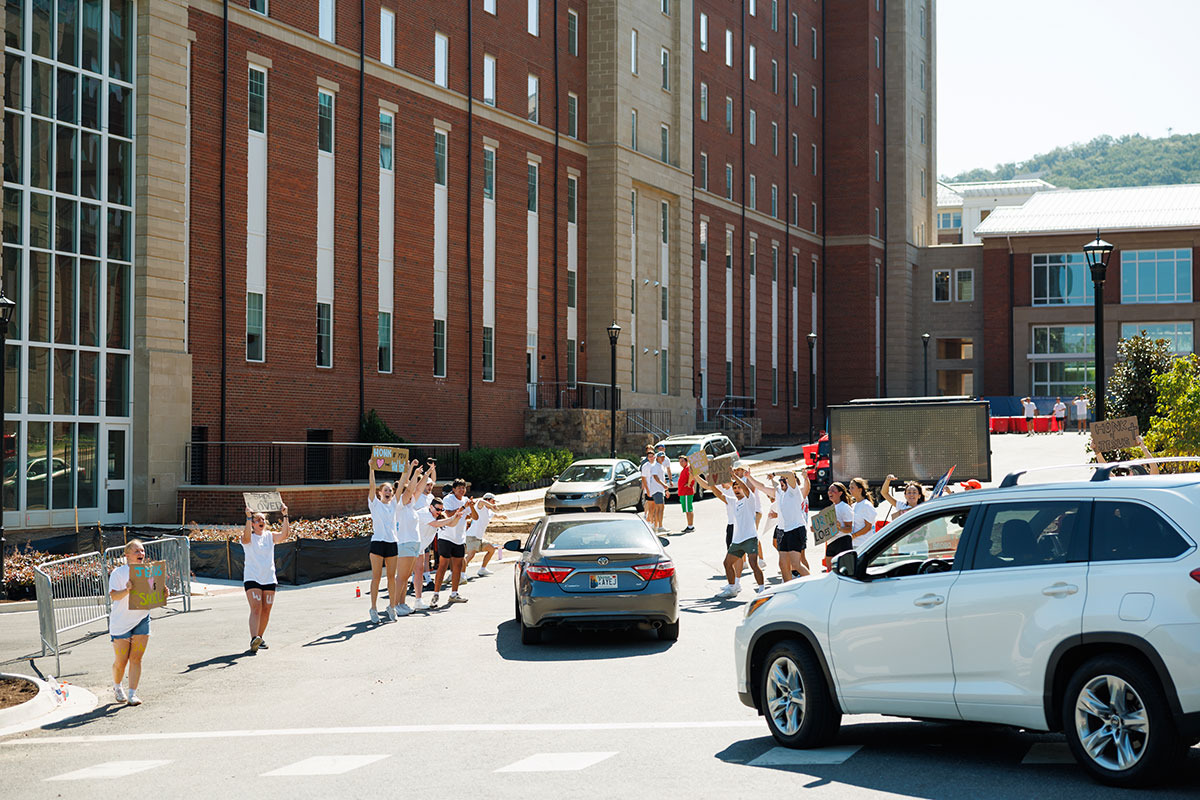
393, 460, 434, 617
823, 482, 856, 559
708, 472, 767, 598
746, 469, 812, 582
367, 464, 401, 624
108, 539, 166, 705
848, 478, 878, 550
242, 503, 290, 653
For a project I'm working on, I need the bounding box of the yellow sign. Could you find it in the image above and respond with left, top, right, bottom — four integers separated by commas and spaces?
369, 446, 410, 473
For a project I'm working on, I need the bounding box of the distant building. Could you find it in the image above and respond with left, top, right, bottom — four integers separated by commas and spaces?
936, 178, 1055, 244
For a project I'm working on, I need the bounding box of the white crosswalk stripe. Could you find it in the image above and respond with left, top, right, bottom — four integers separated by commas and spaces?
262, 755, 390, 776
747, 745, 862, 766
1021, 743, 1075, 764
496, 752, 618, 772
46, 760, 173, 781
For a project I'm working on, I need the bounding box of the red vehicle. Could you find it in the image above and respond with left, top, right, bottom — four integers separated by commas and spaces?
802, 434, 832, 509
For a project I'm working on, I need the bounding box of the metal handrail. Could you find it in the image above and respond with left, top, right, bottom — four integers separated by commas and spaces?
626, 411, 669, 439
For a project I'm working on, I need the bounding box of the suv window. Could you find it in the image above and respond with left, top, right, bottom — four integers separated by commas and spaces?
1091, 501, 1189, 561
970, 501, 1084, 570
864, 508, 970, 579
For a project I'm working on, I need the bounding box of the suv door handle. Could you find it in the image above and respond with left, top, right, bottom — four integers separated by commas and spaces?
1042, 582, 1079, 597
913, 593, 945, 608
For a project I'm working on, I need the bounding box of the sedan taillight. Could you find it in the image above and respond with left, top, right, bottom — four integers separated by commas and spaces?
526, 565, 573, 583
634, 560, 675, 581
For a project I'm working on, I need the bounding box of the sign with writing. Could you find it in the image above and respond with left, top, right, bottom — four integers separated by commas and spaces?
685, 450, 709, 477
242, 491, 283, 514
810, 504, 839, 546
369, 445, 410, 474
1090, 416, 1140, 453
128, 561, 167, 610
931, 465, 957, 499
707, 453, 735, 486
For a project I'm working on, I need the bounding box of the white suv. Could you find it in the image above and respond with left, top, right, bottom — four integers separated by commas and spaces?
734, 471, 1200, 787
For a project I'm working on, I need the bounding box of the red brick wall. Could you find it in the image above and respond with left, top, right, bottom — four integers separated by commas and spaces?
178, 485, 371, 525
981, 245, 1013, 396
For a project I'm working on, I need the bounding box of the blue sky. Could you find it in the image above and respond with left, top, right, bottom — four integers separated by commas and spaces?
937, 0, 1200, 177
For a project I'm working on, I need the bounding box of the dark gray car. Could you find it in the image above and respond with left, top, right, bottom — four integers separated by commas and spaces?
542, 459, 644, 514
506, 513, 679, 644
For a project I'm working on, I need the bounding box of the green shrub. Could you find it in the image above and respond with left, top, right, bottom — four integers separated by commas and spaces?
458, 447, 574, 489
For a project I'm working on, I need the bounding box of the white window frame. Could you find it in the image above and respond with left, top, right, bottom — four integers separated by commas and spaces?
725, 29, 733, 68
318, 90, 335, 154
484, 0, 496, 14
246, 292, 265, 362
749, 174, 757, 210
527, 74, 539, 123
771, 121, 778, 155
811, 27, 817, 59
483, 54, 496, 106
380, 9, 395, 66
725, 96, 733, 133
660, 123, 670, 163
699, 13, 708, 51
725, 163, 733, 200
955, 269, 975, 302
567, 92, 578, 138
528, 0, 540, 36
567, 9, 579, 56
248, 66, 267, 134
748, 109, 756, 145
1120, 321, 1194, 354
433, 318, 447, 377
482, 325, 495, 381
631, 29, 639, 74
1121, 249, 1194, 304
699, 152, 708, 190
661, 47, 670, 91
699, 82, 708, 121
435, 33, 449, 88
319, 0, 334, 42
749, 44, 757, 80
316, 301, 333, 368
377, 311, 392, 373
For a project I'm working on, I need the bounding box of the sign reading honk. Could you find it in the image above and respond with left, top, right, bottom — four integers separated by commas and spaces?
369, 446, 410, 474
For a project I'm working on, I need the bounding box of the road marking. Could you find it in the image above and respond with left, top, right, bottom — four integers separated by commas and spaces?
496, 752, 617, 772
1021, 743, 1074, 765
747, 745, 862, 766
262, 755, 390, 776
5, 719, 763, 746
46, 760, 172, 781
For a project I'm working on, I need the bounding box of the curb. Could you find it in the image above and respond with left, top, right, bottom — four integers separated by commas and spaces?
0, 601, 37, 615
0, 673, 97, 737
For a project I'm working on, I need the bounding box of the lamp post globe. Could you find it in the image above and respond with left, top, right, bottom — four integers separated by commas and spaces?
1083, 233, 1114, 421
921, 332, 931, 396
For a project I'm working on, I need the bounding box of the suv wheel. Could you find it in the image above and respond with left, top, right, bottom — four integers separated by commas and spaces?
760, 640, 841, 748
1062, 655, 1185, 787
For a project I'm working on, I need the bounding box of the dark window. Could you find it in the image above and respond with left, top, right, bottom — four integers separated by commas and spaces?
971, 501, 1084, 570
1091, 501, 1189, 561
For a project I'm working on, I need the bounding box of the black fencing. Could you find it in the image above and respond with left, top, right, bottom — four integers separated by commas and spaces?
184, 442, 461, 486
531, 381, 618, 411
190, 536, 372, 586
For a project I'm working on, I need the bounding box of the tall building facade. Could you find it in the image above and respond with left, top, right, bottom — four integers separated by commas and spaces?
0, 0, 935, 528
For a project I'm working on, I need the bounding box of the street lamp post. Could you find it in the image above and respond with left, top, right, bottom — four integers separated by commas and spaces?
1083, 232, 1115, 421
0, 289, 16, 600
607, 322, 621, 458
806, 332, 817, 443
921, 332, 931, 396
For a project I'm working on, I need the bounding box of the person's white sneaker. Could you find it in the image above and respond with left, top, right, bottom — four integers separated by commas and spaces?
477, 567, 493, 577
413, 598, 430, 611
754, 584, 768, 594
125, 690, 142, 706
369, 608, 381, 625
394, 603, 413, 616
113, 684, 127, 703
715, 584, 738, 599
385, 605, 397, 623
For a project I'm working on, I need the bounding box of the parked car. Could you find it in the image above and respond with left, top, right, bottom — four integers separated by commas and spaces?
733, 468, 1200, 788
506, 513, 679, 644
543, 459, 644, 514
655, 433, 739, 498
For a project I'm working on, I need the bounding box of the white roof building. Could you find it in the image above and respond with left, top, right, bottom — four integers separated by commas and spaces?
974, 183, 1200, 237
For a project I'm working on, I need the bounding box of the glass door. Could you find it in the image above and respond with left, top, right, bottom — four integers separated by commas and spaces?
100, 425, 130, 524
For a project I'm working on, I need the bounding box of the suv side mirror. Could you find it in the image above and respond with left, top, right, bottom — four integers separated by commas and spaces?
503, 539, 523, 552
834, 550, 859, 578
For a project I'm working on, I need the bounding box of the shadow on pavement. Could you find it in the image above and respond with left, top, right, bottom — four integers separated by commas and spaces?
679, 596, 745, 614
181, 649, 259, 673
714, 719, 1200, 799
302, 619, 381, 647
39, 702, 127, 731
494, 619, 673, 662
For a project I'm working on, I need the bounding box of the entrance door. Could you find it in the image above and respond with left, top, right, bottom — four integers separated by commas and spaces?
101, 426, 131, 524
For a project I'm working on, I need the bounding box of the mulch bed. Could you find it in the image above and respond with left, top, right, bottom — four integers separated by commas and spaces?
0, 676, 38, 711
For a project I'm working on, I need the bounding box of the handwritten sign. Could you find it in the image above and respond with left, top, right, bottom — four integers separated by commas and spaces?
685, 450, 709, 477
369, 445, 410, 473
707, 453, 735, 486
129, 560, 167, 610
1091, 416, 1140, 453
931, 465, 957, 499
242, 491, 283, 513
810, 504, 839, 546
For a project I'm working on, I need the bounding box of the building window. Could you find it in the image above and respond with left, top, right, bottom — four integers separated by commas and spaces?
661, 47, 670, 91
318, 91, 334, 153
434, 130, 448, 186
661, 286, 668, 320
699, 153, 708, 190
434, 33, 449, 87
567, 269, 577, 308
1031, 325, 1095, 397
567, 10, 579, 56
662, 0, 670, 14
631, 29, 638, 74
1120, 322, 1194, 354
811, 85, 817, 117
811, 143, 817, 174
920, 168, 927, 197
770, 185, 778, 218
725, 29, 733, 67
937, 211, 962, 229
316, 302, 332, 367
699, 220, 708, 262
1121, 249, 1193, 304
791, 194, 798, 225
567, 176, 577, 223
482, 326, 495, 381
1033, 253, 1095, 306
748, 0, 756, 15
771, 122, 778, 155
748, 109, 757, 145
937, 338, 975, 360
661, 201, 669, 245
875, 36, 880, 68
771, 0, 778, 31
660, 124, 670, 163
920, 5, 927, 37
631, 108, 638, 149
483, 54, 497, 106
874, 208, 880, 237
748, 175, 757, 210
1032, 362, 1096, 398
250, 0, 267, 13
811, 203, 817, 232
485, 0, 496, 12
920, 113, 927, 144
527, 74, 539, 122
527, 163, 539, 212
377, 312, 392, 372
661, 348, 669, 394
484, 148, 496, 200
811, 27, 817, 59
247, 292, 264, 362
433, 319, 447, 376
874, 93, 880, 124
791, 12, 799, 46
699, 83, 708, 121
748, 44, 757, 81
319, 0, 334, 41
380, 9, 395, 66
567, 339, 577, 387
955, 269, 974, 302
725, 96, 733, 133
699, 13, 708, 51
248, 67, 267, 133
379, 113, 393, 170
725, 361, 733, 398
790, 133, 798, 165
933, 270, 951, 302
771, 59, 778, 93
920, 60, 926, 90
528, 0, 539, 36
791, 73, 798, 106
725, 164, 733, 200
567, 92, 578, 138
875, 150, 880, 182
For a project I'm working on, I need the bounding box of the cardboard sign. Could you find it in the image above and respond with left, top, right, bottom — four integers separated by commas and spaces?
1090, 416, 1140, 453
128, 561, 167, 610
707, 453, 735, 486
685, 450, 709, 477
242, 491, 283, 514
369, 445, 410, 473
810, 504, 839, 546
931, 465, 957, 499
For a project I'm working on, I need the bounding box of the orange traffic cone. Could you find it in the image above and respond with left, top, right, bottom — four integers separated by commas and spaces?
355, 585, 361, 598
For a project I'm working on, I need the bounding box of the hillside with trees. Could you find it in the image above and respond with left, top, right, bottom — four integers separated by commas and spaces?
944, 133, 1200, 189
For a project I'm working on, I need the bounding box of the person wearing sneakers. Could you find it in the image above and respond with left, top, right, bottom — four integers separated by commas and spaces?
710, 472, 766, 598
464, 493, 504, 577
242, 503, 290, 653
693, 469, 737, 550
108, 539, 167, 705
1074, 395, 1089, 432
676, 455, 696, 532
650, 448, 671, 532
434, 478, 471, 605
1053, 396, 1067, 434
1021, 396, 1038, 435
415, 493, 467, 610
638, 445, 658, 529
366, 465, 400, 625
392, 460, 433, 618
748, 469, 811, 582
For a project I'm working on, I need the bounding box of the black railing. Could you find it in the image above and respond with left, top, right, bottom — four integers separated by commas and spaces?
529, 381, 619, 411
624, 408, 672, 437
184, 441, 462, 487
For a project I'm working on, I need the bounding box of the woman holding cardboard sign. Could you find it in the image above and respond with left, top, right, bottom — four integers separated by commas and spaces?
108, 539, 167, 705
242, 503, 290, 653
367, 464, 401, 624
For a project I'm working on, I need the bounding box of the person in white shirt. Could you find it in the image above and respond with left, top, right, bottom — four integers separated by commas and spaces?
648, 448, 671, 532
1053, 397, 1067, 434
824, 482, 856, 560
847, 477, 878, 550
639, 446, 659, 529
434, 478, 472, 605
1021, 396, 1038, 436
881, 474, 926, 521
366, 465, 400, 624
709, 473, 766, 597
242, 502, 290, 654
108, 539, 167, 705
1074, 395, 1089, 432
415, 492, 467, 610
747, 469, 811, 582
392, 460, 433, 618
464, 493, 505, 577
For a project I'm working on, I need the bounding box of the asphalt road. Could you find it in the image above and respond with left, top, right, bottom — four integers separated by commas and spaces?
1, 432, 1197, 797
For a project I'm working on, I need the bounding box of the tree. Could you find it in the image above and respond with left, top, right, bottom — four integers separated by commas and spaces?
1144, 355, 1200, 463
1104, 332, 1176, 432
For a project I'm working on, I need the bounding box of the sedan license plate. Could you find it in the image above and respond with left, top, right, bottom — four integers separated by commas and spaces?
589, 573, 618, 589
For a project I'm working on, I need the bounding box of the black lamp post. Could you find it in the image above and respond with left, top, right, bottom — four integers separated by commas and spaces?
921, 332, 931, 396
0, 288, 15, 600
607, 322, 621, 458
1083, 232, 1114, 421
806, 332, 817, 442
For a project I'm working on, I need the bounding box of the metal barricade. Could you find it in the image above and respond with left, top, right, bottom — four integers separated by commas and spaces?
102, 536, 192, 614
